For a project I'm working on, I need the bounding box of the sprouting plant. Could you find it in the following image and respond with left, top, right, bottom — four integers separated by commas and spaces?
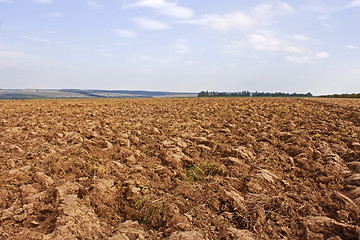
142, 201, 163, 225
134, 195, 150, 210
186, 161, 223, 181
186, 195, 213, 214
134, 195, 164, 226
186, 165, 205, 181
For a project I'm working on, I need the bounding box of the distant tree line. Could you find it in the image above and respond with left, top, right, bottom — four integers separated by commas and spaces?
198, 91, 313, 98
198, 91, 251, 97
318, 93, 360, 98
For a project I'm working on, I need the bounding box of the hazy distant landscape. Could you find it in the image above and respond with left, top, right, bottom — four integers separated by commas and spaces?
1, 89, 359, 100
0, 89, 197, 100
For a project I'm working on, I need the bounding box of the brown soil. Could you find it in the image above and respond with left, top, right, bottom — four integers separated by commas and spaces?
1, 97, 360, 239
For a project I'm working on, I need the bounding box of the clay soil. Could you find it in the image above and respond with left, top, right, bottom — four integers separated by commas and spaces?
1, 97, 360, 239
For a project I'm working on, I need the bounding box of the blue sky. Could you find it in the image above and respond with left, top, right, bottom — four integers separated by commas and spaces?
0, 0, 359, 94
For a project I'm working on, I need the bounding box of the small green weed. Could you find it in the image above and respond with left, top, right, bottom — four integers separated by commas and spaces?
186, 161, 223, 181
142, 201, 163, 225
186, 195, 213, 214
134, 195, 164, 226
134, 195, 150, 210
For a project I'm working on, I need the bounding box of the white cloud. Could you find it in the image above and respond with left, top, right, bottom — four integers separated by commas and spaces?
173, 39, 189, 54
199, 13, 255, 31
22, 35, 64, 44
127, 0, 170, 8
179, 2, 295, 31
248, 34, 307, 54
125, 0, 194, 19
252, 2, 295, 21
34, 0, 53, 3
113, 29, 138, 38
286, 52, 330, 64
315, 52, 330, 58
346, 0, 360, 8
221, 33, 309, 54
132, 17, 171, 30
293, 34, 309, 42
222, 32, 329, 64
304, 0, 360, 27
346, 45, 359, 49
179, 13, 255, 31
285, 55, 312, 64
276, 2, 296, 15
87, 1, 103, 9
161, 5, 194, 19
302, 3, 338, 28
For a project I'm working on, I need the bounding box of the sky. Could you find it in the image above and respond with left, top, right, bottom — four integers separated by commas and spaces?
0, 0, 359, 95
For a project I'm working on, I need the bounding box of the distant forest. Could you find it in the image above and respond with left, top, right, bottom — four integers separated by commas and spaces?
198, 91, 313, 98
318, 93, 360, 98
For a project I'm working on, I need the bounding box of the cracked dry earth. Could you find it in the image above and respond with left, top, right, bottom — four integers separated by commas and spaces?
0, 97, 360, 240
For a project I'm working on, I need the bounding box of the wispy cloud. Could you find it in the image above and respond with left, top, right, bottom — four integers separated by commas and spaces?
181, 13, 255, 31
346, 0, 360, 8
222, 32, 329, 64
22, 35, 64, 44
248, 34, 307, 54
131, 17, 171, 30
87, 0, 104, 9
286, 52, 330, 64
346, 45, 359, 49
315, 52, 330, 58
275, 2, 296, 15
112, 29, 138, 38
179, 2, 295, 31
293, 34, 309, 42
251, 2, 295, 21
124, 0, 194, 19
34, 0, 53, 3
304, 0, 360, 27
285, 55, 312, 64
173, 39, 189, 54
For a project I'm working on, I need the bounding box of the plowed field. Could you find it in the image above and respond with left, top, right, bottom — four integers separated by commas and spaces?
1, 98, 360, 239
